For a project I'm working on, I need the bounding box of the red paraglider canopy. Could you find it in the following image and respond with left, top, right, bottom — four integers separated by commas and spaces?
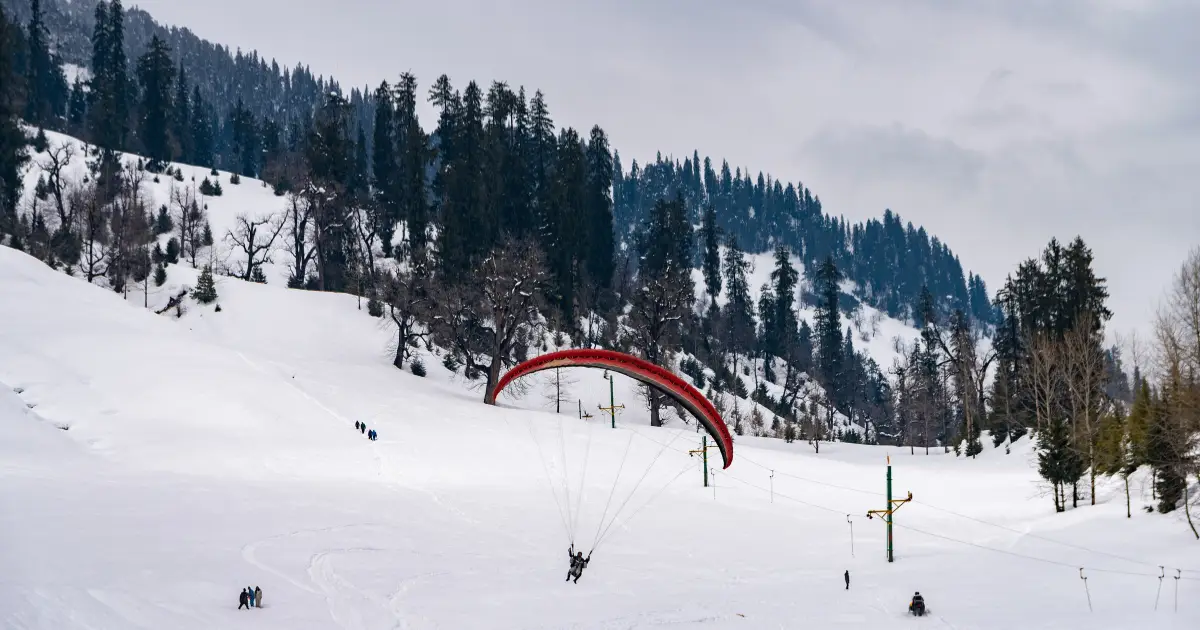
490, 349, 733, 468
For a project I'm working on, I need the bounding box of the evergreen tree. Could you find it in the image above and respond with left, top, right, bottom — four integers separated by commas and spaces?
584, 125, 614, 290
722, 236, 756, 357
700, 204, 721, 304
193, 264, 217, 303
171, 64, 191, 162
68, 77, 86, 132
87, 0, 131, 153
24, 0, 67, 128
767, 245, 799, 358
813, 256, 844, 403
135, 35, 175, 165
388, 73, 425, 257
189, 86, 213, 167
0, 4, 28, 237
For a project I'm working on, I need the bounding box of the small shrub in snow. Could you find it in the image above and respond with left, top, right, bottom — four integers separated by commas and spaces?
250, 267, 267, 284
33, 128, 48, 152
214, 304, 222, 313
210, 168, 219, 176
410, 358, 427, 377
199, 177, 217, 196
230, 172, 241, 185
164, 237, 180, 264
367, 295, 383, 317
442, 353, 460, 373
193, 266, 218, 304
153, 265, 167, 287
174, 169, 184, 182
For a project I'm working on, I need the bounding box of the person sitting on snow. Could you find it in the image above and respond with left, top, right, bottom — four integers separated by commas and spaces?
566, 544, 591, 583
909, 592, 926, 616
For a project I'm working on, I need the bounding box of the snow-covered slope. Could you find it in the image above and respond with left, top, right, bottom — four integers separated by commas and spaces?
3, 243, 1199, 629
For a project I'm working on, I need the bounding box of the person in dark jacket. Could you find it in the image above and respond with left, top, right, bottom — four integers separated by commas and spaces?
355, 421, 361, 431
238, 588, 249, 609
254, 586, 262, 608
361, 423, 366, 435
844, 570, 850, 590
566, 544, 591, 583
909, 592, 926, 616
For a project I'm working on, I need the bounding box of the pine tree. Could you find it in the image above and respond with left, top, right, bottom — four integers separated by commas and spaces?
189, 86, 213, 167
813, 256, 844, 404
135, 35, 175, 166
193, 264, 217, 304
700, 204, 721, 304
88, 0, 131, 153
584, 125, 614, 290
722, 236, 756, 358
0, 4, 28, 237
172, 64, 191, 163
24, 0, 67, 128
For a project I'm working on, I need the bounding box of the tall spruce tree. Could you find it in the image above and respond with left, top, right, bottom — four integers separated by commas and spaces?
0, 4, 28, 237
134, 35, 174, 165
722, 236, 756, 358
814, 256, 844, 404
700, 204, 722, 304
584, 125, 614, 290
24, 0, 67, 128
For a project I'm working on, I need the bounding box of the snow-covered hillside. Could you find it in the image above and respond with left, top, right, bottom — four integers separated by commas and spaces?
15, 129, 923, 443
3, 239, 1199, 628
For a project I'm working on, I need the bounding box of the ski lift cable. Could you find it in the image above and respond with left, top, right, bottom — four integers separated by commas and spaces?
908, 499, 1191, 572
724, 468, 1200, 580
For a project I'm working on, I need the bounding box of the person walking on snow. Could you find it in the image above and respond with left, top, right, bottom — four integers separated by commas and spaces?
247, 585, 255, 607
254, 586, 262, 608
238, 588, 249, 609
355, 421, 360, 431
361, 423, 367, 435
844, 570, 850, 590
566, 544, 590, 583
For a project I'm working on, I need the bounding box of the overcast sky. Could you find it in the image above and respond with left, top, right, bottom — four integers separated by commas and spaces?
132, 0, 1199, 338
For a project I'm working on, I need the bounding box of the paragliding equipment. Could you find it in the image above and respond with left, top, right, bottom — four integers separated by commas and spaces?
599, 370, 624, 429
491, 349, 734, 557
689, 435, 719, 487
492, 349, 734, 468
866, 456, 911, 562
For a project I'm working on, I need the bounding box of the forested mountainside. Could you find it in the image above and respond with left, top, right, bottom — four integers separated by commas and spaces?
0, 0, 994, 327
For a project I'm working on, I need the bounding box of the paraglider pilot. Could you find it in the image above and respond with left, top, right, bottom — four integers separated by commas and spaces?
566, 544, 591, 583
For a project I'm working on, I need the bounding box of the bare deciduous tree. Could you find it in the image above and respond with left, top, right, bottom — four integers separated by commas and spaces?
382, 263, 433, 370
432, 238, 549, 404
225, 212, 284, 282
283, 191, 316, 288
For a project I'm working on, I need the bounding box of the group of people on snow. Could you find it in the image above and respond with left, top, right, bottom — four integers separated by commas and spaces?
237, 586, 262, 610
354, 421, 377, 441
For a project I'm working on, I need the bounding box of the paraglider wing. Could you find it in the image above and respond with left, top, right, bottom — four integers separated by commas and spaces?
491, 349, 734, 468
